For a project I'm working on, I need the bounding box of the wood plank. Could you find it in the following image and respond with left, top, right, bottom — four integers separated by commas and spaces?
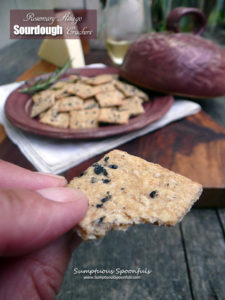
57, 224, 192, 300
218, 208, 225, 235
0, 40, 42, 85
16, 60, 57, 82
0, 137, 36, 170
181, 209, 225, 300
0, 125, 6, 143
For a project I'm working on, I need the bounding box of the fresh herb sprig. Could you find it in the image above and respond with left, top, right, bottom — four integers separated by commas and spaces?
19, 61, 70, 94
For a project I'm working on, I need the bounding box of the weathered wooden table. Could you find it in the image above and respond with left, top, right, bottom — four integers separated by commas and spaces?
0, 40, 225, 300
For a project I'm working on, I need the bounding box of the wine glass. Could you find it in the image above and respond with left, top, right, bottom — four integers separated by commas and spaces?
104, 0, 151, 65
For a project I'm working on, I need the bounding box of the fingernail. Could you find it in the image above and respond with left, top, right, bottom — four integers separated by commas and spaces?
36, 172, 68, 183
37, 187, 88, 203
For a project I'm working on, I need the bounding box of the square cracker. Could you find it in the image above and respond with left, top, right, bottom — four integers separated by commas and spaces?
32, 90, 55, 104
83, 99, 99, 110
30, 93, 55, 118
70, 108, 99, 129
97, 82, 116, 93
52, 84, 73, 99
58, 96, 83, 112
88, 74, 116, 85
69, 74, 79, 82
66, 82, 101, 99
50, 81, 68, 90
119, 96, 145, 117
95, 90, 124, 107
68, 150, 202, 240
98, 108, 129, 124
115, 80, 149, 101
40, 102, 69, 128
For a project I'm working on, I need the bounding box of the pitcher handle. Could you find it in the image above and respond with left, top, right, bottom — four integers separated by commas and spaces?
166, 7, 207, 35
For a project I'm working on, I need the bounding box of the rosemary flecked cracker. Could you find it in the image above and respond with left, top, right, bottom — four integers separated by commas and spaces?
98, 108, 130, 124
58, 96, 83, 112
70, 108, 99, 129
40, 102, 69, 128
89, 74, 116, 85
83, 99, 99, 110
30, 93, 55, 118
97, 82, 116, 93
95, 90, 124, 107
69, 75, 79, 82
115, 80, 149, 101
32, 90, 55, 103
50, 81, 68, 90
68, 150, 202, 240
66, 82, 101, 99
119, 96, 145, 117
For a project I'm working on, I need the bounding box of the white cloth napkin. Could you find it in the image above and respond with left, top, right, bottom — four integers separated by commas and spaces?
0, 64, 201, 174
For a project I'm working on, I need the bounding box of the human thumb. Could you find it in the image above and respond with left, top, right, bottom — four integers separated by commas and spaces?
0, 187, 88, 256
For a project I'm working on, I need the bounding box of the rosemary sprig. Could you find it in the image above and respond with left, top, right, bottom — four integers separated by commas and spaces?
19, 61, 70, 94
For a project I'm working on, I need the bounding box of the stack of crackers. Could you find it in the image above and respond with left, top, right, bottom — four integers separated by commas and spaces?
30, 74, 149, 129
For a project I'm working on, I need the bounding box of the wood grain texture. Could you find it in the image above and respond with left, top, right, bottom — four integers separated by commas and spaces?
0, 125, 6, 143
218, 209, 225, 236
0, 40, 42, 85
16, 60, 57, 82
57, 224, 192, 300
181, 209, 225, 300
0, 137, 36, 170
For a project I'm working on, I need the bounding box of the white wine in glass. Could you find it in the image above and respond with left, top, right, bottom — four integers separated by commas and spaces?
106, 38, 132, 65
104, 0, 151, 65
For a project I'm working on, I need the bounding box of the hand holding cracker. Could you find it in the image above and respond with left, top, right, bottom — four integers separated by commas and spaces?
0, 160, 88, 299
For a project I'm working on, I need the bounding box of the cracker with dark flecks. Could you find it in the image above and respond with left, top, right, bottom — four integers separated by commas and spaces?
40, 102, 69, 128
97, 82, 116, 93
58, 96, 84, 112
66, 82, 101, 99
55, 91, 70, 100
32, 90, 55, 104
115, 80, 149, 101
68, 150, 203, 240
79, 76, 95, 85
135, 89, 149, 102
89, 74, 116, 85
50, 81, 69, 90
98, 108, 129, 124
83, 98, 99, 110
70, 108, 99, 129
51, 83, 72, 99
95, 90, 124, 107
30, 93, 55, 118
119, 96, 145, 117
69, 75, 79, 82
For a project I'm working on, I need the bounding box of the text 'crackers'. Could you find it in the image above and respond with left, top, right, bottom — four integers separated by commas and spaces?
68, 150, 202, 240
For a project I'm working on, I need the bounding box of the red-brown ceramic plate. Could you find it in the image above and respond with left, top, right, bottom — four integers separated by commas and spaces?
5, 67, 174, 139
